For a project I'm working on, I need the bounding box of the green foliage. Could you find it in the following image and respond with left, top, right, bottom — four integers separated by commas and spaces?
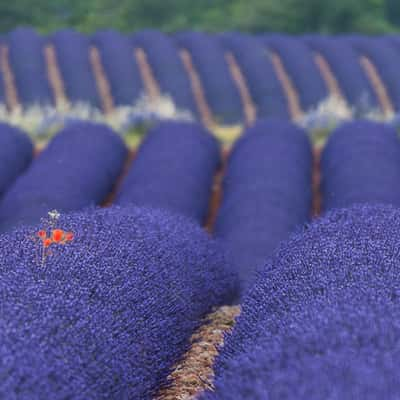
0, 0, 399, 34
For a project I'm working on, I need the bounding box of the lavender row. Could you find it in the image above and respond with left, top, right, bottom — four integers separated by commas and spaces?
214, 119, 312, 292
321, 120, 400, 211
219, 33, 290, 119
5, 29, 400, 118
132, 30, 199, 117
7, 27, 54, 106
0, 39, 5, 104
175, 31, 244, 124
0, 123, 33, 197
49, 29, 101, 108
92, 30, 144, 106
347, 36, 400, 111
115, 121, 220, 224
0, 121, 127, 232
260, 34, 329, 112
304, 35, 380, 113
0, 205, 238, 399
204, 204, 400, 399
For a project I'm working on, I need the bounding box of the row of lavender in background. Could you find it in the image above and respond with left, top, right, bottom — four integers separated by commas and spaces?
2, 29, 400, 136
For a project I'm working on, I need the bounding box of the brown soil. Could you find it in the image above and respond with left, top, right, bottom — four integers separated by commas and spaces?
313, 53, 347, 104
269, 51, 303, 121
44, 44, 69, 109
359, 56, 394, 117
134, 47, 162, 103
155, 305, 241, 400
0, 44, 20, 111
89, 46, 114, 114
204, 148, 229, 232
225, 52, 257, 126
180, 49, 215, 128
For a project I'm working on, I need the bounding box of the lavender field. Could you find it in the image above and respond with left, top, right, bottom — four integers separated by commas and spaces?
1, 27, 400, 399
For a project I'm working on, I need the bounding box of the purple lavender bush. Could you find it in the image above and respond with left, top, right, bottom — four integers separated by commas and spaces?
0, 42, 5, 104
7, 27, 53, 106
0, 123, 33, 197
50, 29, 101, 108
204, 295, 400, 399
175, 31, 244, 124
0, 205, 238, 399
214, 118, 312, 292
260, 34, 328, 112
0, 121, 127, 232
132, 30, 199, 117
91, 30, 144, 106
385, 34, 400, 51
303, 35, 380, 115
346, 36, 400, 111
205, 204, 400, 399
219, 33, 289, 119
321, 120, 400, 211
115, 121, 220, 223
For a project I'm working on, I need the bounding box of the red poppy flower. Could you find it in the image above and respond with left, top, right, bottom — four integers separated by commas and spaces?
43, 238, 53, 248
52, 229, 64, 243
37, 230, 47, 239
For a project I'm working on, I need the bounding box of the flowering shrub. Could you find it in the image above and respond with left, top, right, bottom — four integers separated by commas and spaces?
206, 204, 400, 398
133, 30, 199, 118
348, 36, 400, 111
261, 34, 328, 112
0, 205, 238, 399
0, 64, 5, 105
115, 120, 220, 223
50, 29, 101, 108
91, 30, 144, 106
304, 36, 381, 114
214, 118, 312, 291
175, 31, 244, 125
33, 209, 74, 267
0, 122, 33, 196
7, 27, 53, 106
0, 121, 127, 232
220, 33, 289, 119
321, 120, 400, 211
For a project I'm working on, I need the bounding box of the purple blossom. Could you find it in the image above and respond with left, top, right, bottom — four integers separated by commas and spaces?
214, 118, 312, 292
7, 27, 53, 106
321, 120, 400, 211
0, 121, 127, 232
174, 31, 244, 124
260, 34, 328, 112
219, 33, 289, 119
346, 36, 400, 111
206, 204, 400, 399
115, 121, 220, 224
303, 35, 380, 113
91, 30, 144, 106
0, 205, 238, 399
132, 30, 199, 117
49, 29, 101, 108
0, 122, 33, 197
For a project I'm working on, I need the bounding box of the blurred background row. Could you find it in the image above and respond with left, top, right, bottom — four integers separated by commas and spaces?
1, 27, 400, 139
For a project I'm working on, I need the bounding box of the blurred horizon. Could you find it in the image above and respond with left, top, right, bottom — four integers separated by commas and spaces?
1, 0, 400, 35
